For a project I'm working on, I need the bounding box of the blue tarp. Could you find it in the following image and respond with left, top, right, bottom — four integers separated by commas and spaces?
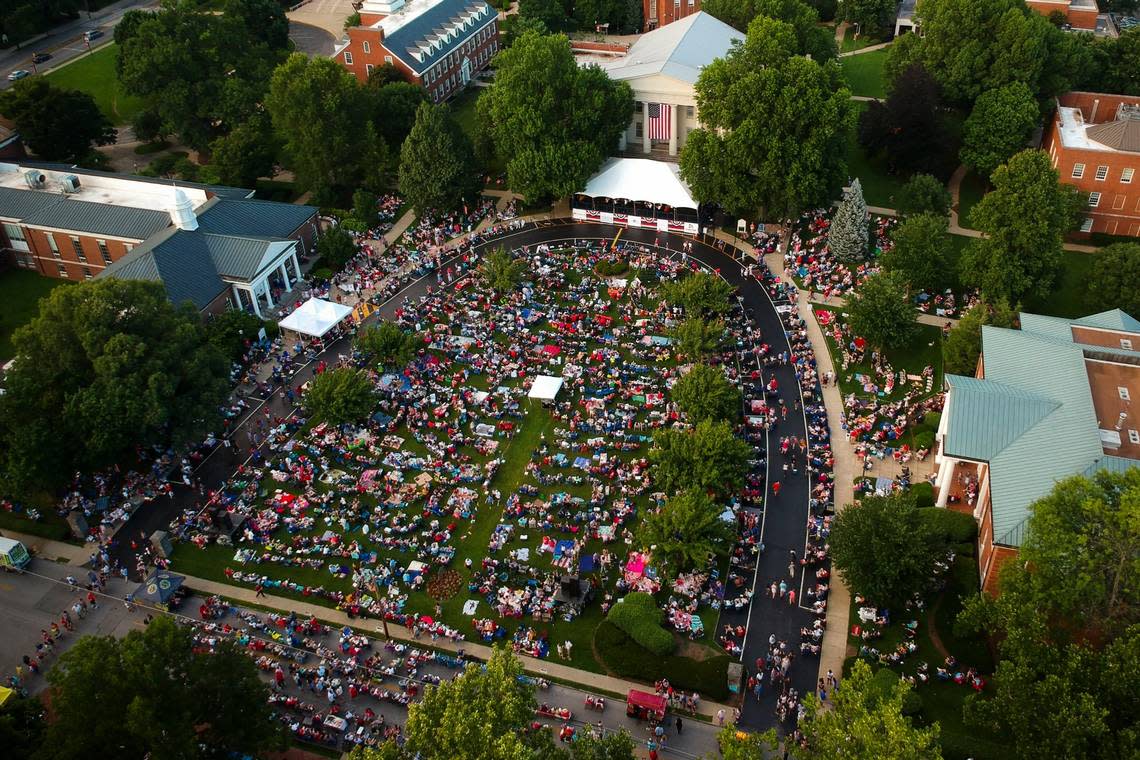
579, 555, 596, 573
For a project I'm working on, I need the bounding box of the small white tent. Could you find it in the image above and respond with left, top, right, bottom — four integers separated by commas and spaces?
528, 375, 565, 402
278, 297, 353, 340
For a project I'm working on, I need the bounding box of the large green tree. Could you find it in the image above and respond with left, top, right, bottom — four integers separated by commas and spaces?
649, 419, 751, 499
795, 660, 942, 759
573, 0, 642, 34
266, 54, 388, 204
0, 280, 228, 494
845, 271, 918, 350
478, 32, 633, 201
518, 0, 568, 30
857, 63, 950, 176
961, 149, 1082, 303
356, 321, 420, 370
661, 271, 735, 317
303, 367, 375, 425
1087, 243, 1140, 318
637, 488, 735, 577
399, 102, 479, 214
315, 225, 359, 272
679, 16, 853, 217
960, 81, 1041, 178
839, 0, 897, 35
371, 81, 428, 148
207, 112, 278, 188
882, 212, 951, 293
897, 173, 952, 218
703, 0, 837, 60
941, 298, 1016, 376
671, 364, 741, 423
480, 247, 526, 295
40, 616, 281, 759
0, 78, 115, 162
831, 491, 939, 607
670, 317, 729, 359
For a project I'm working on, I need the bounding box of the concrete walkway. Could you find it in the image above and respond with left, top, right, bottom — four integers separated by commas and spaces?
839, 40, 893, 57
0, 528, 92, 566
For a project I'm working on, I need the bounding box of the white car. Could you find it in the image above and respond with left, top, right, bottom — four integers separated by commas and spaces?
7, 69, 31, 81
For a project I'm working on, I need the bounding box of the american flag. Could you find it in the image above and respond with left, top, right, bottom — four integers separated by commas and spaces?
647, 103, 671, 141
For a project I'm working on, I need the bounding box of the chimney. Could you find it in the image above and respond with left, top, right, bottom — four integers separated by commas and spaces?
168, 188, 199, 231
1090, 98, 1100, 122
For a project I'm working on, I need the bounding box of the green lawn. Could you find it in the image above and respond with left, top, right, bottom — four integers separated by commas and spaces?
846, 102, 909, 208
840, 26, 891, 54
1024, 250, 1100, 319
44, 43, 144, 126
0, 269, 65, 361
955, 171, 987, 229
841, 48, 889, 99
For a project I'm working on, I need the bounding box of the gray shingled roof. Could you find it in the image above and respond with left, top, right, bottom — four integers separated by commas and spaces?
21, 198, 171, 240
380, 0, 495, 75
196, 198, 317, 239
598, 12, 741, 85
1087, 118, 1140, 153
0, 185, 62, 221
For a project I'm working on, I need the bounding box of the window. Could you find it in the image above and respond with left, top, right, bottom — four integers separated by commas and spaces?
1123, 168, 1135, 184
366, 63, 374, 75
1114, 194, 1127, 210
1123, 338, 1134, 350
362, 41, 370, 54
83, 267, 92, 280
97, 239, 111, 265
1088, 191, 1101, 208
1130, 430, 1140, 445
686, 106, 694, 118
1095, 165, 1109, 181
344, 51, 354, 65
1080, 217, 1094, 232
1072, 163, 1085, 179
70, 236, 83, 258
58, 265, 68, 277
3, 222, 29, 251
47, 233, 58, 255
635, 121, 643, 138
1120, 386, 1132, 401
385, 55, 393, 65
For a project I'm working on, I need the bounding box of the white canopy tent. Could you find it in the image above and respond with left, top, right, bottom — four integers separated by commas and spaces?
579, 158, 698, 209
278, 297, 353, 340
528, 375, 565, 402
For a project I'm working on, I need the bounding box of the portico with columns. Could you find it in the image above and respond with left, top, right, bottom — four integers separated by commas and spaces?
226, 241, 303, 318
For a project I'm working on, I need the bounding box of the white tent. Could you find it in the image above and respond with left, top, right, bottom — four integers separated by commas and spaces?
528, 375, 565, 401
580, 158, 699, 210
278, 297, 353, 339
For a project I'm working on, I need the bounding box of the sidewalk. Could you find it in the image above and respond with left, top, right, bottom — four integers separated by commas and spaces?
179, 573, 733, 721
0, 528, 91, 566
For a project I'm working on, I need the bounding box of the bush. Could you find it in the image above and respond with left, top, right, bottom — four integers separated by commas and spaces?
867, 668, 923, 716
919, 508, 979, 544
594, 259, 630, 277
913, 430, 936, 450
910, 481, 935, 508
923, 412, 941, 430
593, 622, 729, 700
606, 592, 675, 656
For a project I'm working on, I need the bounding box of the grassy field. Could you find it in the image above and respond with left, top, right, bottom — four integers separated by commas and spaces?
840, 27, 892, 54
846, 102, 909, 208
45, 44, 144, 125
0, 269, 65, 361
955, 171, 987, 229
841, 48, 889, 99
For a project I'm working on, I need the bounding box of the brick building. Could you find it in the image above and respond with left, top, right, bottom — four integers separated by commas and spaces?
1043, 92, 1140, 237
934, 309, 1140, 594
1025, 0, 1099, 30
0, 162, 318, 315
643, 0, 701, 31
335, 0, 498, 102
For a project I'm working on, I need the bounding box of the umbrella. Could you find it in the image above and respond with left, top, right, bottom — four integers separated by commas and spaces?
133, 571, 185, 605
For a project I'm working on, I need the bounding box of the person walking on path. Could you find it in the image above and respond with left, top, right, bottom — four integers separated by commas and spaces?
675, 717, 683, 735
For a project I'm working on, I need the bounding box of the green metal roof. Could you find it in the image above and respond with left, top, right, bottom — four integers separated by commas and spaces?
1075, 309, 1140, 333
942, 375, 1059, 461
1085, 456, 1140, 477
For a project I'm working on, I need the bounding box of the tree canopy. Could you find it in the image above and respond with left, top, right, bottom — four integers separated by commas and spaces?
316, 225, 359, 273
671, 317, 729, 360
303, 368, 375, 425
0, 79, 116, 162
480, 247, 527, 295
399, 102, 479, 214
637, 488, 735, 578
680, 15, 853, 217
372, 81, 429, 148
671, 364, 741, 423
961, 149, 1082, 303
960, 81, 1041, 178
828, 179, 869, 263
0, 280, 228, 494
845, 271, 918, 350
897, 174, 952, 218
207, 112, 277, 189
941, 298, 1016, 376
40, 616, 281, 759
857, 63, 951, 177
478, 32, 633, 201
839, 0, 898, 36
1087, 243, 1140, 318
703, 0, 837, 60
660, 271, 735, 317
882, 212, 951, 293
356, 321, 420, 370
649, 419, 751, 499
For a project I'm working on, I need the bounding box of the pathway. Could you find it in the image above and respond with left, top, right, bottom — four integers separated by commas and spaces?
838, 41, 893, 57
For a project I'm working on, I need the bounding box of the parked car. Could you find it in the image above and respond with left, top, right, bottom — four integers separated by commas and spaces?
7, 69, 30, 81
31, 52, 51, 64
83, 29, 103, 42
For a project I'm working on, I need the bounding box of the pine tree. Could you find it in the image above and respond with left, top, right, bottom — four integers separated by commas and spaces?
828, 178, 869, 262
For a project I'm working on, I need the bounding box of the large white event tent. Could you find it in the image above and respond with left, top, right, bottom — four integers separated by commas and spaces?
527, 375, 565, 402
278, 297, 353, 341
572, 158, 701, 233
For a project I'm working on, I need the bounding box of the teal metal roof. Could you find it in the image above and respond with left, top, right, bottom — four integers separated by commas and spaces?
1084, 456, 1140, 477
1075, 309, 1140, 333
1018, 309, 1140, 343
942, 375, 1059, 461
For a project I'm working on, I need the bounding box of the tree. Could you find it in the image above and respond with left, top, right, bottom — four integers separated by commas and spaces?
882, 213, 951, 293
680, 16, 853, 217
303, 368, 375, 425
0, 697, 44, 758
40, 616, 281, 759
367, 62, 405, 87
399, 102, 479, 214
266, 53, 388, 203
371, 81, 428, 147
316, 225, 359, 272
1087, 243, 1140, 317
857, 63, 950, 176
960, 82, 1041, 178
478, 32, 633, 201
356, 321, 419, 370
480, 247, 526, 295
1101, 27, 1140, 96
0, 280, 228, 494
703, 0, 837, 60
638, 488, 735, 577
961, 149, 1082, 303
794, 660, 942, 759
208, 113, 277, 188
660, 271, 735, 317
204, 308, 266, 361
828, 179, 869, 263
840, 0, 897, 35
649, 419, 751, 499
0, 79, 115, 162
131, 108, 169, 144
845, 271, 919, 350
671, 317, 729, 359
941, 298, 1016, 376
518, 0, 567, 30
573, 0, 642, 34
671, 364, 741, 423
716, 726, 780, 760
897, 173, 952, 218
224, 0, 289, 49
565, 729, 637, 760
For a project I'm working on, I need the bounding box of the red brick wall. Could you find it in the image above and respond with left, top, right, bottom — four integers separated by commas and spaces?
4, 226, 142, 280
1025, 0, 1099, 29
644, 0, 701, 30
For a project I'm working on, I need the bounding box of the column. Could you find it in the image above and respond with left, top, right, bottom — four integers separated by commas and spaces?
618, 129, 627, 152
262, 279, 276, 309
279, 261, 291, 292
935, 458, 956, 507
642, 101, 651, 154
290, 252, 302, 282
232, 284, 245, 312
246, 287, 262, 318
668, 103, 678, 156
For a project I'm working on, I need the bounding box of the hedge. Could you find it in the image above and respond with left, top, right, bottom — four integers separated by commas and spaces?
923, 412, 941, 430
606, 592, 675, 656
913, 430, 936, 450
595, 259, 630, 277
594, 622, 729, 700
919, 508, 978, 544
910, 481, 935, 508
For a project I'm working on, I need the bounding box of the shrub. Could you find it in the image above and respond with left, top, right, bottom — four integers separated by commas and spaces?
920, 508, 979, 544
593, 622, 729, 700
594, 259, 630, 277
606, 592, 675, 656
913, 430, 936, 450
923, 412, 941, 430
910, 481, 935, 508
311, 268, 334, 281
867, 668, 923, 716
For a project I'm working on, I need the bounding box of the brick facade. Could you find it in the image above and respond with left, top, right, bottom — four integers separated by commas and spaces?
1025, 0, 1099, 29
644, 0, 701, 30
0, 223, 142, 281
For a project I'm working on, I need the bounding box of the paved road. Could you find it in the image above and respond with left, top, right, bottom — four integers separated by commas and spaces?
289, 21, 337, 56
1, 560, 723, 757
106, 221, 817, 735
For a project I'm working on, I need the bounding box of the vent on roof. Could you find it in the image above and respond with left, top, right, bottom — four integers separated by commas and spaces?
60, 174, 81, 193
1119, 103, 1140, 122
23, 170, 45, 189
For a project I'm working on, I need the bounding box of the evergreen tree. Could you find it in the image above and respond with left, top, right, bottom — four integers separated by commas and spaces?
398, 102, 478, 214
829, 179, 869, 262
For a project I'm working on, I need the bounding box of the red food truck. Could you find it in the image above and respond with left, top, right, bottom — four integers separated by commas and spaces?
626, 689, 666, 724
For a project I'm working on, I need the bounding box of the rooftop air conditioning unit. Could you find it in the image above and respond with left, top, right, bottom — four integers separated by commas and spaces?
23, 170, 45, 189
60, 174, 81, 193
